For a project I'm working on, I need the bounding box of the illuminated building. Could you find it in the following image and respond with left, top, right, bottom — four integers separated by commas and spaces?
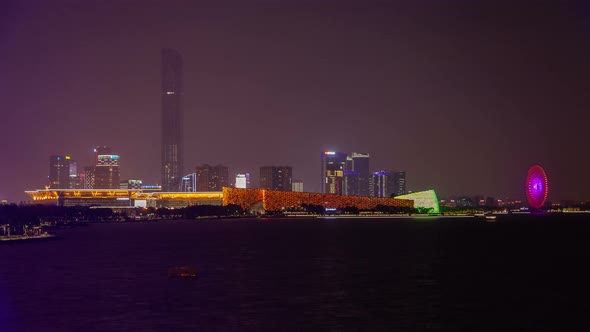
68, 160, 85, 189
343, 171, 360, 196
292, 180, 304, 192
120, 179, 143, 190
321, 151, 347, 194
25, 189, 222, 208
49, 155, 72, 189
94, 155, 120, 189
392, 171, 406, 196
351, 153, 370, 196
25, 187, 415, 211
260, 166, 292, 191
161, 48, 184, 192
196, 164, 229, 191
181, 173, 197, 192
223, 187, 413, 212
235, 173, 250, 189
394, 190, 440, 214
82, 166, 95, 189
372, 171, 393, 198
94, 146, 112, 164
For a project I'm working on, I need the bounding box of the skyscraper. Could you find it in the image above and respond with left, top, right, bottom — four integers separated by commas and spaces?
196, 164, 229, 191
94, 146, 112, 165
320, 151, 347, 194
181, 173, 197, 192
343, 170, 360, 196
260, 166, 292, 191
83, 166, 95, 189
392, 171, 407, 196
49, 155, 72, 189
372, 170, 392, 198
161, 48, 184, 192
351, 152, 370, 196
94, 154, 120, 189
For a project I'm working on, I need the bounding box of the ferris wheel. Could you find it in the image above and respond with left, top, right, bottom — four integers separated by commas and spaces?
525, 164, 549, 209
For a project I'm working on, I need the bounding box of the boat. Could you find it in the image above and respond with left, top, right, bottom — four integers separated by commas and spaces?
168, 266, 197, 278
485, 215, 497, 222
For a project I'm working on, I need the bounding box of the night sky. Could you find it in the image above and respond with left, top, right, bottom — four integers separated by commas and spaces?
1, 0, 589, 202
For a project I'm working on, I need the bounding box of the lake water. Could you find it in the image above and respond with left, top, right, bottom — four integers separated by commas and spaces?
2, 214, 590, 331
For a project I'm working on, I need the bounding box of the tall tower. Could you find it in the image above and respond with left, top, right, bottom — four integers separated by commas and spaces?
161, 48, 184, 192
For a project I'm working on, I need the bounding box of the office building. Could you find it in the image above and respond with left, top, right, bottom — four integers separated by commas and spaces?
181, 173, 197, 192
351, 153, 370, 196
343, 171, 360, 196
235, 173, 250, 189
321, 151, 347, 194
49, 155, 72, 189
94, 146, 112, 164
392, 171, 406, 196
161, 48, 184, 192
83, 166, 95, 189
292, 180, 304, 192
260, 166, 292, 191
68, 160, 84, 189
372, 171, 393, 198
196, 164, 229, 191
94, 155, 120, 189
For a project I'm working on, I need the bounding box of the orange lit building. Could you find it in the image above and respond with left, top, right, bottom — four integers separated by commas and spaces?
26, 187, 413, 211
222, 187, 413, 211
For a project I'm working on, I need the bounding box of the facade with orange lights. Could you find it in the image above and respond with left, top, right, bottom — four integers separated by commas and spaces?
26, 187, 414, 211
222, 187, 413, 211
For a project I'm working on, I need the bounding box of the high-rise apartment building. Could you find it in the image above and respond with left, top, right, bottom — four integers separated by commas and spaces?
49, 155, 72, 189
196, 164, 228, 191
260, 166, 292, 191
161, 48, 184, 192
321, 151, 347, 194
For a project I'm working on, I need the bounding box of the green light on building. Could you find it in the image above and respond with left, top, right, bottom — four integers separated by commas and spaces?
395, 190, 440, 214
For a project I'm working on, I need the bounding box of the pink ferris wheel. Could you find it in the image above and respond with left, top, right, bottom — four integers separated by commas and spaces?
525, 164, 549, 209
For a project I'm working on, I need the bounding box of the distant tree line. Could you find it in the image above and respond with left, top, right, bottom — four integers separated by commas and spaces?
0, 203, 247, 225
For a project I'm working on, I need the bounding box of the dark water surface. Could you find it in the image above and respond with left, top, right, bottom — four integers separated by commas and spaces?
2, 215, 590, 331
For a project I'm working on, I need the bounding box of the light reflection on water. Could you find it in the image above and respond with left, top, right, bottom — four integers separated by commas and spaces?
1, 215, 590, 331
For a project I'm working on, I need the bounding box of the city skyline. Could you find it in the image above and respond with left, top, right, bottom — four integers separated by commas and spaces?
1, 1, 589, 202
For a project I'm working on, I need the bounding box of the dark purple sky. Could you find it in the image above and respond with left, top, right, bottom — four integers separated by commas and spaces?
1, 0, 589, 202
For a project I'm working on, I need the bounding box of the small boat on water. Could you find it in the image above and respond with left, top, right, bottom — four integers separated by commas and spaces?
168, 266, 197, 278
485, 215, 497, 222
